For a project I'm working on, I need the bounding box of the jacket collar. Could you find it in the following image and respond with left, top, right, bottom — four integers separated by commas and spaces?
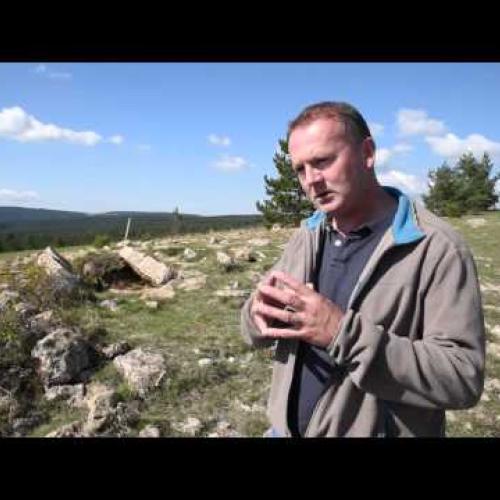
305, 186, 426, 246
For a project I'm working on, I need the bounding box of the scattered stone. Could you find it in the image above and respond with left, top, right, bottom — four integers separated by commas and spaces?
465, 218, 486, 228
83, 383, 119, 434
99, 299, 119, 312
173, 417, 202, 436
139, 425, 161, 438
28, 310, 57, 338
37, 246, 80, 293
183, 248, 197, 260
101, 342, 131, 360
490, 325, 500, 340
46, 421, 84, 438
227, 357, 236, 363
480, 392, 491, 402
208, 236, 219, 245
0, 290, 20, 311
31, 328, 95, 387
485, 378, 500, 392
118, 246, 176, 286
271, 224, 282, 232
464, 422, 473, 432
487, 342, 500, 359
140, 284, 176, 301
45, 384, 86, 408
248, 238, 270, 247
233, 247, 257, 262
198, 358, 213, 367
208, 420, 241, 438
216, 251, 235, 270
176, 275, 207, 291
215, 289, 250, 298
113, 348, 166, 397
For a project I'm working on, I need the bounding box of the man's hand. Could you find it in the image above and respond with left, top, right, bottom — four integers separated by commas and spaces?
250, 270, 344, 348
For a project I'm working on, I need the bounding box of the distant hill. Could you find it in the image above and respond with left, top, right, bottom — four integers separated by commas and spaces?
0, 206, 263, 252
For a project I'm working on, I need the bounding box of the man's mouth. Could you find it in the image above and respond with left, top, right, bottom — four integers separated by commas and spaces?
315, 192, 333, 203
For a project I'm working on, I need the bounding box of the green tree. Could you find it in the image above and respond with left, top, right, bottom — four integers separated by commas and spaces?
256, 138, 314, 227
423, 152, 499, 217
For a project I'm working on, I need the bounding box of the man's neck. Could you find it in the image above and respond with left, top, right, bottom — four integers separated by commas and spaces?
329, 187, 397, 237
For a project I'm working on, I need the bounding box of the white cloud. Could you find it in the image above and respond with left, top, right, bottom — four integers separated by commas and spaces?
212, 155, 250, 172
425, 133, 500, 160
208, 134, 231, 147
0, 189, 40, 203
108, 135, 124, 145
375, 143, 413, 168
34, 63, 72, 80
397, 109, 447, 137
48, 72, 72, 80
368, 122, 384, 137
392, 143, 413, 153
0, 106, 102, 146
375, 148, 393, 167
377, 170, 428, 196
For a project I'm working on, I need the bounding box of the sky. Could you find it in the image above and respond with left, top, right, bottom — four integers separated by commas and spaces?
1, 62, 500, 215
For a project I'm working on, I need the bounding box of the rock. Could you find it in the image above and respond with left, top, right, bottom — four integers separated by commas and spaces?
46, 421, 84, 438
140, 284, 176, 301
44, 383, 86, 408
82, 383, 119, 434
216, 251, 235, 269
208, 420, 241, 438
271, 224, 281, 232
487, 342, 500, 359
0, 290, 20, 311
490, 325, 500, 339
144, 300, 158, 309
37, 246, 80, 293
446, 412, 457, 423
233, 247, 257, 262
208, 236, 219, 245
13, 301, 38, 319
12, 415, 43, 435
248, 238, 270, 247
176, 275, 207, 291
465, 218, 486, 228
198, 358, 213, 367
173, 417, 202, 436
31, 328, 94, 387
99, 299, 119, 312
118, 246, 176, 286
183, 248, 197, 260
101, 342, 131, 360
139, 425, 161, 438
113, 348, 166, 397
215, 289, 250, 298
485, 378, 500, 392
27, 310, 57, 339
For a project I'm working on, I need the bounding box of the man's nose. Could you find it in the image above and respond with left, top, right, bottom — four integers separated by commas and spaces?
304, 165, 322, 187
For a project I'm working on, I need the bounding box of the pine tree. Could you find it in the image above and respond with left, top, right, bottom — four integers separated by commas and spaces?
423, 152, 499, 217
256, 138, 314, 227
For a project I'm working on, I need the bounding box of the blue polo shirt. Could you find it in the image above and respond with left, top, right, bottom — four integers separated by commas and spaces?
287, 206, 397, 437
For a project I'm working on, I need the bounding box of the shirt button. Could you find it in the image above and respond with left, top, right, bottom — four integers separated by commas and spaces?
334, 239, 342, 247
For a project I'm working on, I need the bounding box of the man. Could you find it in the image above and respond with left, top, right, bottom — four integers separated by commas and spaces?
241, 101, 485, 437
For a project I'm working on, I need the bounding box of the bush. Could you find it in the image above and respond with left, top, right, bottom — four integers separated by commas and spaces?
92, 234, 111, 248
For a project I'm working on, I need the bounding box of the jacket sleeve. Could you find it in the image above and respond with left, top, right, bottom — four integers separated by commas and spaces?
240, 227, 306, 349
327, 245, 486, 410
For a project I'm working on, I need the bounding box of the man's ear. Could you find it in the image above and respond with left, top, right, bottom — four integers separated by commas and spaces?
362, 137, 376, 170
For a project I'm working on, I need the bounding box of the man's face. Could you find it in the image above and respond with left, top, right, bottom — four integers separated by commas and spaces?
288, 117, 375, 218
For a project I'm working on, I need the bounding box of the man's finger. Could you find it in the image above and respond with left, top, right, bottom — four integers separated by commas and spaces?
258, 284, 305, 311
260, 326, 302, 339
254, 301, 303, 326
268, 271, 313, 296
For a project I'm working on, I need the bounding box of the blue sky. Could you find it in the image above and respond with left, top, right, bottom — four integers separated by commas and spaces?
1, 62, 500, 215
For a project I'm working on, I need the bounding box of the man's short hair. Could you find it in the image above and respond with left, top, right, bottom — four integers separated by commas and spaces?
288, 101, 373, 145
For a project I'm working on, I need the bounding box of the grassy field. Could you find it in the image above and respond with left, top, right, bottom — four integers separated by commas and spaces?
2, 212, 500, 437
